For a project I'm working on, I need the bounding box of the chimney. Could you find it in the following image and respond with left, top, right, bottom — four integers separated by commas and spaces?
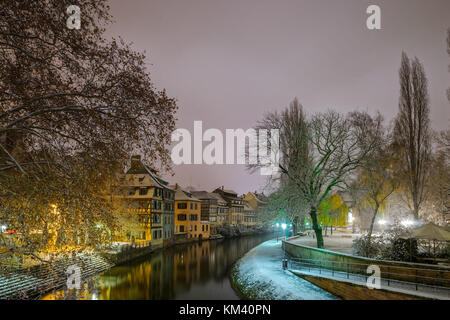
130, 155, 142, 170
221, 186, 224, 190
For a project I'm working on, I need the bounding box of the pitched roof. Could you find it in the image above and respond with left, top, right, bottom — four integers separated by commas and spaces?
209, 192, 228, 205
191, 191, 216, 200
248, 192, 268, 204
124, 156, 173, 191
214, 187, 237, 196
171, 184, 201, 202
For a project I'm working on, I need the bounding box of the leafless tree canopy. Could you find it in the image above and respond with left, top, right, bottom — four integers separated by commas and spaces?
250, 99, 380, 248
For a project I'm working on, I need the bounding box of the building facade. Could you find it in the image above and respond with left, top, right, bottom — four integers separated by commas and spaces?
173, 185, 210, 240
117, 155, 174, 248
243, 201, 257, 229
213, 187, 244, 228
191, 191, 219, 235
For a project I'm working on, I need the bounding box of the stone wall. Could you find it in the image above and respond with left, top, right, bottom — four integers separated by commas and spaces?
283, 238, 450, 288
293, 272, 425, 300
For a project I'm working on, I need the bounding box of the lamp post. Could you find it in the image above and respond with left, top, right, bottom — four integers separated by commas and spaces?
281, 223, 287, 240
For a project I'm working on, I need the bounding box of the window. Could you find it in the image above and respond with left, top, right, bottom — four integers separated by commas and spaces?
190, 203, 193, 209
180, 225, 184, 232
202, 225, 204, 232
139, 188, 148, 195
177, 203, 187, 209
195, 203, 198, 210
177, 214, 186, 221
189, 214, 198, 221
206, 225, 208, 231
194, 225, 197, 231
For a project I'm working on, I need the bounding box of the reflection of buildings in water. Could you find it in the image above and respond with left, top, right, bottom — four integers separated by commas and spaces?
80, 235, 274, 299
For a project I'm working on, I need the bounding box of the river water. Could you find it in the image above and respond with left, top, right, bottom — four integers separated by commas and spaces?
44, 233, 275, 300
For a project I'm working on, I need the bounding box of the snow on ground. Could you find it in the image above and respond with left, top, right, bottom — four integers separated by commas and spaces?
231, 239, 339, 300
289, 229, 359, 254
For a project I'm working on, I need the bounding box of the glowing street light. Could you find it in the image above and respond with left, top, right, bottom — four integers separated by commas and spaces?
401, 220, 414, 227
281, 223, 287, 230
348, 211, 354, 223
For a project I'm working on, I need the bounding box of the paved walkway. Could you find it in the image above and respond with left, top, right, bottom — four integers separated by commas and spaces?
232, 239, 338, 300
288, 229, 359, 254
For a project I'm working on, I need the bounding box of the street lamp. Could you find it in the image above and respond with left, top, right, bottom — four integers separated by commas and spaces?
281, 223, 287, 239
401, 219, 413, 227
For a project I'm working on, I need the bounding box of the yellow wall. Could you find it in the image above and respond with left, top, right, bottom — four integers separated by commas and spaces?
175, 200, 209, 239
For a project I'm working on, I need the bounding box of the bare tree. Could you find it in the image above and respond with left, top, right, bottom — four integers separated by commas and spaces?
251, 100, 379, 248
350, 112, 400, 241
394, 52, 431, 221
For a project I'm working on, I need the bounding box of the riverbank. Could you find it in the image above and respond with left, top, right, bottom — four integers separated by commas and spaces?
42, 233, 275, 300
230, 239, 338, 300
0, 230, 273, 299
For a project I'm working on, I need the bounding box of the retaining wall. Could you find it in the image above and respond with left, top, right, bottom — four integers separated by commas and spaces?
283, 238, 450, 288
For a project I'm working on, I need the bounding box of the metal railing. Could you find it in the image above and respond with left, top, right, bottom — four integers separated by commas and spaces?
286, 256, 450, 299
120, 241, 152, 251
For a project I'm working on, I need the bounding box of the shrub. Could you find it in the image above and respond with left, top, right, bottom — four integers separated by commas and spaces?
353, 225, 418, 261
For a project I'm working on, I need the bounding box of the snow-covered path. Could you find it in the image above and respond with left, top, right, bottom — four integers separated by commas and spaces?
231, 239, 339, 300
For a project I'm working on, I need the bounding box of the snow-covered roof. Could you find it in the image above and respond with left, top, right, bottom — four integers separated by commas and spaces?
171, 184, 201, 202
124, 156, 173, 191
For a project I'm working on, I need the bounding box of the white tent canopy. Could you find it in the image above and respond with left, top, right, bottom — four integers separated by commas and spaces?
401, 223, 450, 242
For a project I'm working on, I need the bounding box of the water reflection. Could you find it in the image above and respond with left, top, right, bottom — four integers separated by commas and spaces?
44, 234, 274, 300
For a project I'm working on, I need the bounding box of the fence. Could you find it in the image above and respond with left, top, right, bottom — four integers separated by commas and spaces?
287, 256, 450, 299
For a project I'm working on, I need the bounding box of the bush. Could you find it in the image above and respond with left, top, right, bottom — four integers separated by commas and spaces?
352, 235, 384, 258
353, 225, 418, 261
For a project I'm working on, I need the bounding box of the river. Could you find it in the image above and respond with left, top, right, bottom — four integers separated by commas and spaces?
43, 233, 275, 300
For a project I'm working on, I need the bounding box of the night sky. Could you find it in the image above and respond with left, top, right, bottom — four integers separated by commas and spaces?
106, 0, 450, 195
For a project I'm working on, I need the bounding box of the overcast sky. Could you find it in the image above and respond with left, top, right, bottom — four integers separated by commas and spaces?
107, 0, 450, 195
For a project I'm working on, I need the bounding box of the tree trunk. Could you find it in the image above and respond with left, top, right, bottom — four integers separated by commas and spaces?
310, 207, 324, 248
412, 201, 419, 221
367, 204, 379, 242
293, 216, 298, 235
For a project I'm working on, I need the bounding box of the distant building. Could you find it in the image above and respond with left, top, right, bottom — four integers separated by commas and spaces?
173, 184, 210, 240
243, 192, 267, 226
213, 187, 244, 227
191, 191, 219, 234
243, 192, 267, 211
243, 201, 257, 229
210, 192, 229, 227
